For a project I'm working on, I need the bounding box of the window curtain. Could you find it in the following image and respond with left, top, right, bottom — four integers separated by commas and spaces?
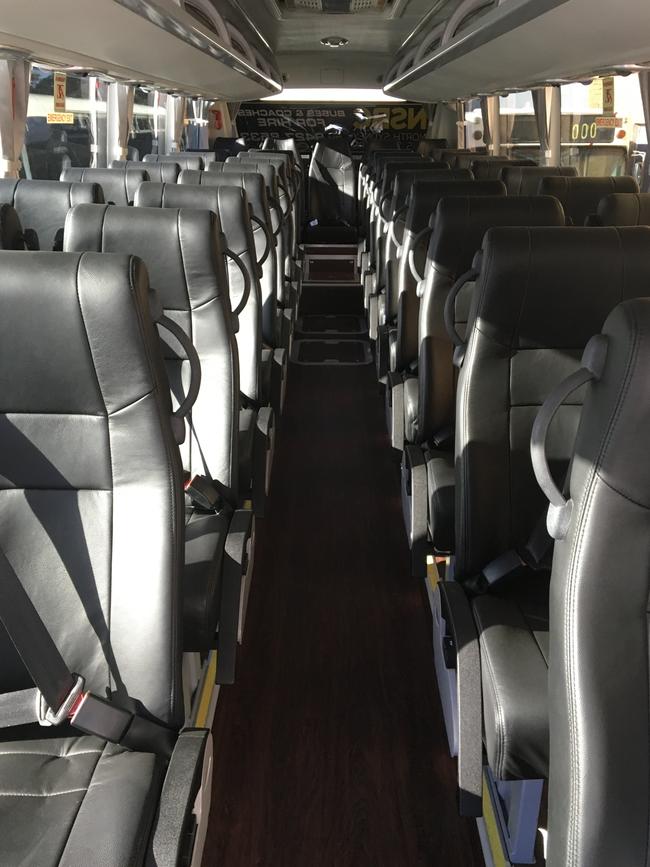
153, 91, 167, 155
0, 55, 31, 179
166, 95, 187, 153
107, 82, 134, 163
532, 88, 550, 165
639, 71, 650, 192
456, 100, 466, 149
479, 96, 492, 148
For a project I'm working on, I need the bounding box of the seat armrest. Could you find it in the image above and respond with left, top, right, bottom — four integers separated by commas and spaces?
149, 728, 210, 867
438, 581, 483, 817
387, 371, 405, 451
402, 444, 429, 577
253, 406, 275, 518
216, 508, 254, 684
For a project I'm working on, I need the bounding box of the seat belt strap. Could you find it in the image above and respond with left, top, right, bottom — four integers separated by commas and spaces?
0, 549, 176, 758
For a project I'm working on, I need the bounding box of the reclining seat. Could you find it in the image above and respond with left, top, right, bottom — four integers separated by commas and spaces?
367, 154, 424, 265
396, 195, 564, 575
61, 166, 148, 206
249, 148, 302, 247
436, 227, 650, 864
178, 168, 282, 351
500, 164, 577, 195
64, 204, 257, 665
538, 174, 639, 225
111, 159, 181, 183
372, 170, 474, 373
230, 155, 298, 305
540, 297, 650, 867
219, 159, 298, 343
145, 175, 287, 417
588, 190, 650, 226
131, 186, 275, 518
238, 152, 297, 256
263, 138, 304, 224
308, 137, 356, 228
0, 250, 214, 866
143, 152, 204, 171
385, 178, 507, 449
0, 178, 104, 250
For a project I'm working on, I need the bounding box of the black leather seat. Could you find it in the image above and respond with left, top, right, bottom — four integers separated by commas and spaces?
0, 178, 104, 250
397, 196, 564, 574
143, 152, 204, 171
589, 191, 650, 225
469, 157, 536, 179
61, 167, 148, 206
440, 227, 650, 846
541, 296, 650, 867
111, 159, 180, 184
64, 203, 256, 663
499, 164, 578, 195
0, 250, 212, 866
308, 138, 356, 229
538, 174, 639, 225
385, 178, 507, 451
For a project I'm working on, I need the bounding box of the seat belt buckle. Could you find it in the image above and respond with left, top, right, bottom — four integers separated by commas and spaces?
38, 674, 85, 727
184, 474, 222, 512
69, 692, 133, 743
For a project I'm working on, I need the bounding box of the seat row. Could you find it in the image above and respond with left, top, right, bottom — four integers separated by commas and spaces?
0, 147, 305, 865
361, 143, 650, 864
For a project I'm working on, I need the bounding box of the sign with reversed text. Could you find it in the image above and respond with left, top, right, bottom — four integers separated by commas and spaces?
236, 102, 428, 151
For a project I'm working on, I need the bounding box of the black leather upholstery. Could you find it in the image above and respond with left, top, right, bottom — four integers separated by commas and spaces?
591, 191, 650, 226
143, 152, 204, 171
455, 226, 650, 781
308, 140, 357, 227
547, 298, 650, 867
0, 203, 27, 250
0, 178, 103, 250
538, 175, 639, 225
0, 250, 184, 866
469, 158, 536, 180
500, 165, 578, 196
61, 167, 148, 206
111, 159, 180, 184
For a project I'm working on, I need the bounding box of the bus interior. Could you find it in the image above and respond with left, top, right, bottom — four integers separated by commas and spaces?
1, 1, 650, 865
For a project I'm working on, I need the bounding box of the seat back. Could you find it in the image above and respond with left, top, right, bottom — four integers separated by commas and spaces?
64, 203, 240, 500
0, 203, 27, 249
0, 178, 103, 250
546, 296, 650, 867
500, 165, 578, 196
415, 197, 565, 444
391, 179, 505, 350
61, 167, 147, 206
143, 152, 204, 171
308, 140, 356, 227
538, 175, 639, 225
469, 157, 536, 179
111, 159, 180, 184
0, 250, 184, 725
455, 226, 650, 580
591, 191, 650, 226
417, 138, 448, 157
244, 151, 299, 249
150, 171, 277, 348
134, 184, 263, 406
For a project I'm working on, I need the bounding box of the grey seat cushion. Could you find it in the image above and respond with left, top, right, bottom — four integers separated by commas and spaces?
403, 375, 419, 444
0, 733, 162, 866
472, 570, 550, 781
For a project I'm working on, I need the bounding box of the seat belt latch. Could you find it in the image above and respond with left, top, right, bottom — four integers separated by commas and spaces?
184, 475, 221, 512
38, 674, 85, 727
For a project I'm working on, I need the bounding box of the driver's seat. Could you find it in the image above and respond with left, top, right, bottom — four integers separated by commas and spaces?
308, 137, 356, 229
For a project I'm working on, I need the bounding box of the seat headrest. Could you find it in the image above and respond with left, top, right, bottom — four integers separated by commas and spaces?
381, 160, 449, 195
143, 153, 204, 171
470, 158, 536, 180
499, 165, 578, 196
64, 203, 227, 314
177, 170, 268, 221
236, 153, 290, 183
222, 159, 276, 191
406, 179, 505, 233
431, 195, 566, 273
593, 192, 650, 227
538, 175, 639, 225
0, 203, 25, 250
476, 226, 650, 349
111, 160, 180, 184
61, 167, 147, 206
392, 168, 471, 210
0, 178, 104, 250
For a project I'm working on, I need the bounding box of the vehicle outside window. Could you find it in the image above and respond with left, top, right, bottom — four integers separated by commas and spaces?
499, 90, 540, 161
560, 74, 647, 177
463, 98, 485, 150
25, 68, 101, 179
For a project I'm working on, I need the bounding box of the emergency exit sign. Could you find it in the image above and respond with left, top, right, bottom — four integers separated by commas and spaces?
53, 72, 66, 112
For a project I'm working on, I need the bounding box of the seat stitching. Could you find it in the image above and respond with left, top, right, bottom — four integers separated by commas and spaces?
0, 749, 103, 758
0, 788, 88, 797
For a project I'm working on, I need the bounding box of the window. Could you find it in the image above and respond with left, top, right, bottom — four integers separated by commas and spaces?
499, 91, 540, 161
560, 74, 647, 177
24, 68, 101, 179
464, 98, 485, 150
128, 88, 166, 159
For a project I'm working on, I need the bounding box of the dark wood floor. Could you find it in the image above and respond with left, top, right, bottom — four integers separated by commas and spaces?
203, 284, 484, 867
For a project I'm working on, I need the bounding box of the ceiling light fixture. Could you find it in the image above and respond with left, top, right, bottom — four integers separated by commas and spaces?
321, 36, 349, 47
